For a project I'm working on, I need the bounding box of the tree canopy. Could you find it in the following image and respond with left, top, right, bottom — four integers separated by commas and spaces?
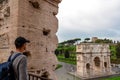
60, 38, 81, 45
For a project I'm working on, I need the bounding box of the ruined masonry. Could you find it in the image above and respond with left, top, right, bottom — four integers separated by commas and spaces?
76, 43, 112, 79
0, 0, 61, 79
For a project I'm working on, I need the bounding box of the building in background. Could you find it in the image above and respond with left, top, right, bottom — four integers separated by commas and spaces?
92, 37, 98, 43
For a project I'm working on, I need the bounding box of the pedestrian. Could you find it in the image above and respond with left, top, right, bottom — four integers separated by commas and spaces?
11, 36, 30, 80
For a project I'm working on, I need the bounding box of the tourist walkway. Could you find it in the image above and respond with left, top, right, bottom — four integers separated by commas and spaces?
55, 62, 80, 80
55, 62, 120, 80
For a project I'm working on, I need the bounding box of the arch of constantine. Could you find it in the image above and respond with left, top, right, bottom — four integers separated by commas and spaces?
76, 43, 112, 79
0, 0, 61, 79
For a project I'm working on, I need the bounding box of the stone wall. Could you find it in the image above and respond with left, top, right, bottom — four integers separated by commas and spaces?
0, 0, 61, 79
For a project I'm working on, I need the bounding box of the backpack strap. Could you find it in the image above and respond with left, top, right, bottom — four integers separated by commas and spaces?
8, 53, 21, 62
8, 53, 22, 80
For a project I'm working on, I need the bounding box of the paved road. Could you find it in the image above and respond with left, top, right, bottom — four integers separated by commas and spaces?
55, 62, 80, 80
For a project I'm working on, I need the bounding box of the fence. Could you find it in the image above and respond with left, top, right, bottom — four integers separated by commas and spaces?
28, 73, 53, 80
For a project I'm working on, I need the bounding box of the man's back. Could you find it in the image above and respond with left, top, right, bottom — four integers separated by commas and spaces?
13, 36, 30, 80
11, 53, 28, 80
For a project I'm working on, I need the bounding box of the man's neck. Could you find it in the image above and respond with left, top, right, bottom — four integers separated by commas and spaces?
16, 49, 23, 53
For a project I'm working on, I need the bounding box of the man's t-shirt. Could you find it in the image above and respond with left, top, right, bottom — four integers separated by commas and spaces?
11, 53, 28, 80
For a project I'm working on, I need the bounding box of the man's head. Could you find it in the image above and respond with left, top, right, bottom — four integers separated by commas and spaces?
15, 36, 30, 52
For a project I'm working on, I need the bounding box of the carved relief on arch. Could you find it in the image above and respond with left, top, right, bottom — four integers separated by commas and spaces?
0, 33, 9, 49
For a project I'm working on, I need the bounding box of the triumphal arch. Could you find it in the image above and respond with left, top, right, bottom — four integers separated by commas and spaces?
76, 43, 112, 79
0, 0, 61, 79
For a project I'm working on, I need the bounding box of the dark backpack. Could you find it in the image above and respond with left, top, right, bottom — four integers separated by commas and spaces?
0, 53, 21, 80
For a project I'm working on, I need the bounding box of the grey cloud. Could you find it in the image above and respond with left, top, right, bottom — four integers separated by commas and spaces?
57, 0, 120, 42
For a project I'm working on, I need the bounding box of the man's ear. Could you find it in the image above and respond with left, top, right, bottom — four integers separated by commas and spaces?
21, 43, 26, 50
23, 43, 27, 46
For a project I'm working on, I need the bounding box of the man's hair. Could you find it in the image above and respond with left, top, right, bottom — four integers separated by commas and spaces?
15, 36, 30, 48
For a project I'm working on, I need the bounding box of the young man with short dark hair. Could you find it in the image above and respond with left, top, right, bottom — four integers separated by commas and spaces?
11, 36, 30, 80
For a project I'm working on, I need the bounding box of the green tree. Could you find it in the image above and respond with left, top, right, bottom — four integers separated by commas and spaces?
116, 42, 120, 58
64, 50, 70, 58
73, 38, 81, 44
60, 38, 81, 45
110, 45, 117, 60
95, 38, 113, 43
84, 38, 90, 42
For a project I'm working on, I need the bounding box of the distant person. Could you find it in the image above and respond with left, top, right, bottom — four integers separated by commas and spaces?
11, 36, 30, 80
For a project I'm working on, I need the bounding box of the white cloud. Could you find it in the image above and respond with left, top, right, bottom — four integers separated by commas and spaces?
57, 0, 120, 42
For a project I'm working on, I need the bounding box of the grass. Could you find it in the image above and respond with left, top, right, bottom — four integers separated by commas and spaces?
57, 53, 76, 65
101, 76, 120, 80
111, 58, 120, 64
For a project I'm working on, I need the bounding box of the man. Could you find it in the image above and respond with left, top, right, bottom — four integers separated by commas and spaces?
11, 36, 30, 80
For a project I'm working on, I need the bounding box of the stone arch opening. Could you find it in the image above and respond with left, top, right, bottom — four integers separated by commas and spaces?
104, 62, 107, 68
86, 63, 90, 69
86, 63, 90, 74
94, 57, 100, 67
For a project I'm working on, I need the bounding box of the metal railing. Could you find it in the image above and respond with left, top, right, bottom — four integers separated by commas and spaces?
28, 73, 53, 80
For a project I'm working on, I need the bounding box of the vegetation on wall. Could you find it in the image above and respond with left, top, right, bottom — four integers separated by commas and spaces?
95, 38, 113, 43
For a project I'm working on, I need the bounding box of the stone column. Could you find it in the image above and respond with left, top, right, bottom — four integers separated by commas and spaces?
107, 54, 112, 74
101, 55, 105, 75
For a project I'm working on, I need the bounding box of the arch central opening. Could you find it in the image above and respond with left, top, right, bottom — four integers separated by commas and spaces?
94, 57, 100, 67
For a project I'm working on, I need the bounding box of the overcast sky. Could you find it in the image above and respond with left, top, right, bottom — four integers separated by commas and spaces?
56, 0, 120, 42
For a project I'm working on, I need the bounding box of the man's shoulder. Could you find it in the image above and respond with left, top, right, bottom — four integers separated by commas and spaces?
12, 53, 26, 59
12, 53, 27, 64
